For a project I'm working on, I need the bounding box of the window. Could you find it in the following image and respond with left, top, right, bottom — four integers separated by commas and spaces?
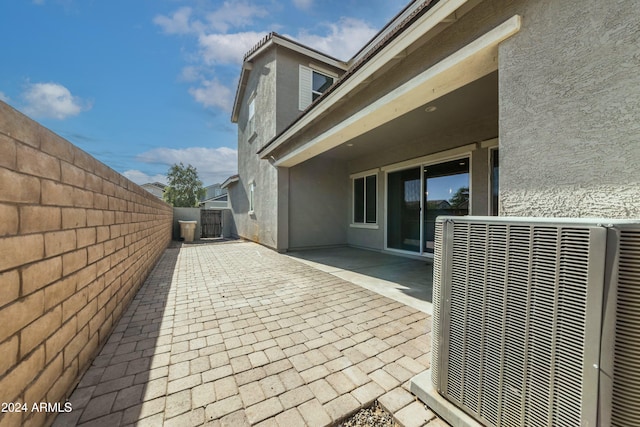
247, 97, 256, 139
299, 65, 334, 110
490, 148, 499, 215
312, 71, 333, 101
352, 173, 377, 225
248, 181, 255, 214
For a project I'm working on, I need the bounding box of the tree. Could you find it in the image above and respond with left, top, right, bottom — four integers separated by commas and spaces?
449, 186, 469, 209
163, 163, 206, 207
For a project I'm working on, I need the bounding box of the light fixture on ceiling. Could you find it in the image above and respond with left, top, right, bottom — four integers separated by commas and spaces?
424, 105, 437, 113
346, 143, 354, 147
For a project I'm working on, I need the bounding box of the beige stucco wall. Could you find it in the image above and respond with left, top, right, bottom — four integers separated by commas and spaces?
0, 102, 172, 427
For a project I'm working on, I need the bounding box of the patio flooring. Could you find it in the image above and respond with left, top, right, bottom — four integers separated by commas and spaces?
53, 240, 442, 427
286, 246, 433, 315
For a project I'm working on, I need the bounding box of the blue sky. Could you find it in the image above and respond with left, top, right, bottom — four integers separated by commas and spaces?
0, 0, 408, 185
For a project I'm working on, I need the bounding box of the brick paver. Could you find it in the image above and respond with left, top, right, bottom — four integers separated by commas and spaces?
53, 241, 436, 426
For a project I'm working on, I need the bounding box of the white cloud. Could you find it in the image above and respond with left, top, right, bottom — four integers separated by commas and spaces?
0, 91, 10, 103
21, 82, 91, 120
291, 17, 378, 59
154, 2, 266, 35
188, 79, 234, 111
153, 7, 202, 35
292, 0, 313, 10
123, 170, 167, 185
179, 66, 202, 83
205, 2, 268, 33
137, 146, 238, 185
198, 31, 267, 65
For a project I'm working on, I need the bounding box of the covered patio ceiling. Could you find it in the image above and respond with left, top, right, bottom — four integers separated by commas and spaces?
319, 70, 498, 163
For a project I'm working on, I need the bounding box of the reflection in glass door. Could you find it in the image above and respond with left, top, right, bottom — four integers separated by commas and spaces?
387, 168, 421, 252
423, 158, 469, 253
386, 158, 469, 255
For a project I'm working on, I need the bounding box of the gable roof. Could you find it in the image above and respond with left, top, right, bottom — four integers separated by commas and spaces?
256, 0, 442, 157
230, 32, 348, 123
220, 174, 239, 189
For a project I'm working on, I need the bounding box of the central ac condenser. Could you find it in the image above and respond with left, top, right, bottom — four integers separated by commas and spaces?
428, 217, 639, 427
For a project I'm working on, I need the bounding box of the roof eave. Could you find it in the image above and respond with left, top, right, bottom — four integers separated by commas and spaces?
231, 62, 255, 123
258, 0, 467, 160
220, 175, 239, 189
231, 34, 348, 123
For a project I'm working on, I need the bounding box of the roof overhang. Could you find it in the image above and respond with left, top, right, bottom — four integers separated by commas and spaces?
267, 14, 521, 167
231, 34, 348, 123
220, 175, 239, 189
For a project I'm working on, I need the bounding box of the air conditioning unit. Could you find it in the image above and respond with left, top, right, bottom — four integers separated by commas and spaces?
418, 216, 640, 427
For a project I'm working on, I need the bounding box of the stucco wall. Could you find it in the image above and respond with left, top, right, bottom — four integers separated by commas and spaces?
274, 47, 346, 136
0, 102, 172, 427
267, 0, 507, 161
230, 49, 282, 249
288, 156, 348, 249
230, 44, 346, 251
499, 0, 640, 217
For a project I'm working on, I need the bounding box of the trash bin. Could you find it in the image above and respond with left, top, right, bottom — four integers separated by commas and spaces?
178, 220, 197, 242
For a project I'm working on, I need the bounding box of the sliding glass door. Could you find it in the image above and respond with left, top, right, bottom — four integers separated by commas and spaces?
423, 158, 469, 253
387, 157, 469, 255
387, 168, 421, 252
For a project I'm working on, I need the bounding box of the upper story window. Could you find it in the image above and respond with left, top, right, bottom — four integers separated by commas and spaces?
247, 96, 256, 139
312, 71, 333, 101
299, 65, 334, 110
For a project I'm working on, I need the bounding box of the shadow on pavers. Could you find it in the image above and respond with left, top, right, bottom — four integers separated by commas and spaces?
53, 244, 181, 426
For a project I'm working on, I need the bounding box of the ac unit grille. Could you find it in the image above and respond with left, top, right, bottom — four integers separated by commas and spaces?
612, 229, 640, 427
435, 219, 604, 427
431, 221, 443, 388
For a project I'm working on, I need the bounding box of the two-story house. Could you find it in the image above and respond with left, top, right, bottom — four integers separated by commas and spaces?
224, 0, 639, 257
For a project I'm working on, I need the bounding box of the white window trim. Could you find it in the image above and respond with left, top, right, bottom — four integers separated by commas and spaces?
248, 180, 255, 215
383, 152, 473, 259
247, 95, 257, 141
350, 171, 378, 228
299, 65, 335, 111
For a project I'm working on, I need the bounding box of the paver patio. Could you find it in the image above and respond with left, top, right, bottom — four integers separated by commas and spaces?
53, 240, 441, 426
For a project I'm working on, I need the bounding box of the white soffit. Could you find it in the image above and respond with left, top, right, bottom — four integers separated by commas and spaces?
262, 0, 470, 158
274, 15, 521, 168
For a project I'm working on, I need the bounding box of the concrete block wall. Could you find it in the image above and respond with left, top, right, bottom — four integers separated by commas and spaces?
0, 102, 173, 427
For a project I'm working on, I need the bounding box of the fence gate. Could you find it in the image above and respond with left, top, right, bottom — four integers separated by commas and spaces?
200, 209, 222, 238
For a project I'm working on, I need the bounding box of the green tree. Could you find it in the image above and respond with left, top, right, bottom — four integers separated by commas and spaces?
449, 186, 469, 209
163, 163, 206, 207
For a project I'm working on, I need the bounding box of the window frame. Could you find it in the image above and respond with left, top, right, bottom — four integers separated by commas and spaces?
489, 147, 499, 216
247, 95, 256, 140
350, 169, 378, 229
299, 65, 336, 111
248, 180, 255, 215
311, 70, 334, 101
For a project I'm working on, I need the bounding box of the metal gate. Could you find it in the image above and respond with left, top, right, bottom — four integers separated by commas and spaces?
200, 209, 222, 238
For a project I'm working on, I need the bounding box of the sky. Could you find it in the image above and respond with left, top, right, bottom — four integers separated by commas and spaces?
0, 0, 408, 186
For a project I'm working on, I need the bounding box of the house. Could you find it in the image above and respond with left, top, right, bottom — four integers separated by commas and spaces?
199, 193, 229, 210
223, 0, 640, 256
199, 183, 229, 209
141, 181, 166, 199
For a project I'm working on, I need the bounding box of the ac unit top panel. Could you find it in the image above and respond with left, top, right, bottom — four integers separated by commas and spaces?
436, 216, 640, 228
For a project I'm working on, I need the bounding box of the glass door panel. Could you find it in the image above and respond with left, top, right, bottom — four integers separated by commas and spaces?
423, 158, 469, 253
387, 167, 421, 252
